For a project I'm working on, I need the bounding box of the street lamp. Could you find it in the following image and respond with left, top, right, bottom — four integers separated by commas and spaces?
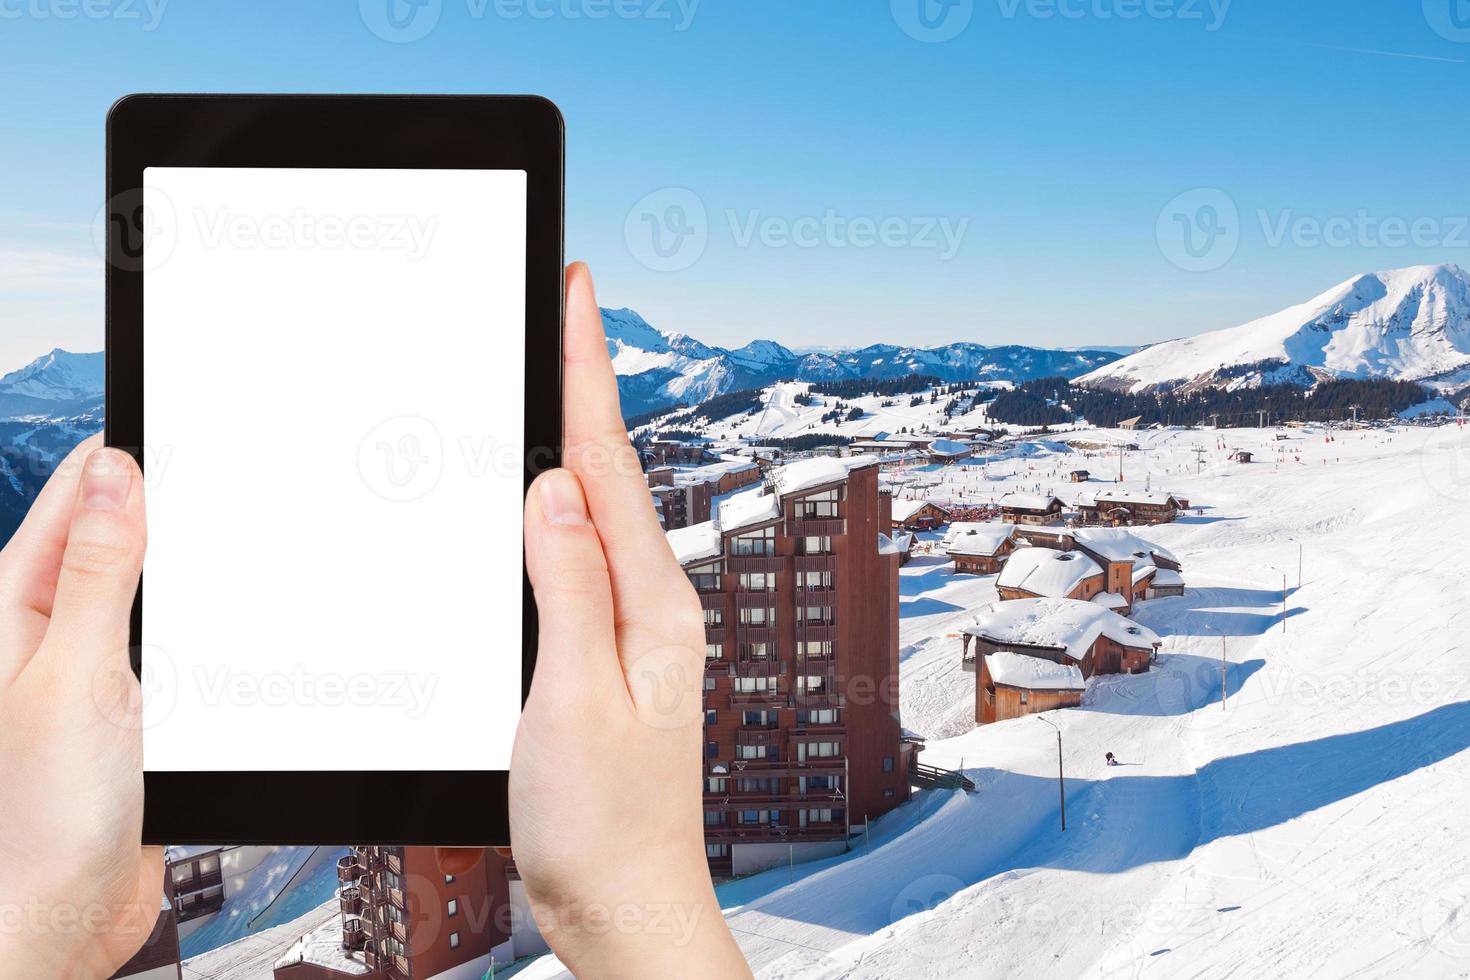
1037, 714, 1066, 832
1267, 565, 1287, 634
1207, 624, 1227, 710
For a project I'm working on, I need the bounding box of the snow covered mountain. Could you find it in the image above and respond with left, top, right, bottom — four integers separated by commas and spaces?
0, 349, 105, 547
0, 348, 104, 418
1079, 264, 1470, 394
604, 308, 1123, 416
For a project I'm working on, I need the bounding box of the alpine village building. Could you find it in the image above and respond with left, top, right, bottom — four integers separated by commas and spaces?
962, 598, 1162, 724
666, 456, 920, 877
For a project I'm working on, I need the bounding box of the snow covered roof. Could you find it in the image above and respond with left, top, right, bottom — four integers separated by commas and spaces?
965, 597, 1161, 661
275, 910, 373, 976
1092, 591, 1129, 609
1073, 527, 1180, 568
717, 487, 782, 533
666, 522, 723, 566
1152, 568, 1184, 587
946, 523, 1018, 557
998, 492, 1063, 512
997, 547, 1102, 597
1085, 488, 1180, 508
680, 459, 758, 484
891, 530, 916, 553
891, 498, 941, 523
769, 455, 876, 496
927, 438, 971, 458
984, 651, 1087, 691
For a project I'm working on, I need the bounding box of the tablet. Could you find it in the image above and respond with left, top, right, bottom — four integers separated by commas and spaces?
105, 95, 563, 845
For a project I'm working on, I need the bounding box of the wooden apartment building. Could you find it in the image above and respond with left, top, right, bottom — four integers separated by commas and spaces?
666, 457, 920, 877
274, 846, 535, 980
1076, 489, 1184, 526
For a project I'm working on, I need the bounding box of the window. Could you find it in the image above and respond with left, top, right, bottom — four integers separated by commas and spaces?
799, 535, 833, 555
705, 709, 718, 726
800, 808, 834, 826
707, 741, 719, 758
738, 809, 773, 825
449, 932, 460, 950
704, 676, 717, 691
798, 639, 834, 659
802, 774, 835, 792
882, 756, 894, 773
703, 607, 724, 627
734, 676, 776, 693
738, 571, 773, 591
798, 741, 839, 761
447, 899, 459, 917
706, 844, 730, 858
796, 489, 839, 518
444, 874, 455, 884
740, 642, 771, 661
800, 708, 839, 726
798, 605, 834, 626
735, 744, 766, 761
731, 525, 775, 556
706, 777, 727, 793
688, 570, 722, 593
706, 643, 724, 660
738, 605, 772, 626
736, 777, 776, 793
704, 811, 725, 826
797, 675, 827, 693
1020, 690, 1029, 704
742, 710, 775, 726
884, 788, 895, 798
796, 569, 833, 591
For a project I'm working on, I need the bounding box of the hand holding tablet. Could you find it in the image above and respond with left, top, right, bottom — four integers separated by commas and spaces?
106, 95, 564, 844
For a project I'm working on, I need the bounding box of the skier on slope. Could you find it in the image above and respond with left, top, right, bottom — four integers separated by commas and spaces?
1105, 752, 1118, 767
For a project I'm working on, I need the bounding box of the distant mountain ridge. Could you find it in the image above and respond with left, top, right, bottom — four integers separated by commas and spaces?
603, 308, 1125, 416
1079, 264, 1470, 394
0, 348, 104, 418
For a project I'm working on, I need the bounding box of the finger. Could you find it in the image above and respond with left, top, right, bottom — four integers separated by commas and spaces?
32, 447, 146, 675
434, 847, 484, 876
560, 263, 699, 640
0, 433, 103, 686
523, 468, 625, 706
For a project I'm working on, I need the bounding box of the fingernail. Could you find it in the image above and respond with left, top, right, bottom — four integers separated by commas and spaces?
81, 449, 133, 511
540, 469, 589, 526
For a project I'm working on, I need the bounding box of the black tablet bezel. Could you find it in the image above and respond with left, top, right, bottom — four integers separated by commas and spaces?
105, 94, 563, 846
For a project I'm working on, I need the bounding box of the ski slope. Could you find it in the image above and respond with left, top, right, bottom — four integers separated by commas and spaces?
519, 420, 1470, 979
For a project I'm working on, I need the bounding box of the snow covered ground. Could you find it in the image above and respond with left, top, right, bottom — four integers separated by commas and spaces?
515, 420, 1470, 979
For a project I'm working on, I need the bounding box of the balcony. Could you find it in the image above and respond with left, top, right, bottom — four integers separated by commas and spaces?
339, 886, 363, 916
734, 728, 783, 748
728, 554, 783, 574
699, 592, 727, 610
732, 657, 786, 678
384, 851, 403, 875
735, 625, 778, 646
728, 688, 787, 708
734, 591, 777, 610
336, 856, 363, 883
704, 626, 728, 646
795, 623, 837, 645
791, 517, 845, 538
173, 867, 224, 896
794, 690, 846, 709
704, 823, 848, 844
795, 585, 837, 601
794, 555, 837, 574
342, 916, 367, 951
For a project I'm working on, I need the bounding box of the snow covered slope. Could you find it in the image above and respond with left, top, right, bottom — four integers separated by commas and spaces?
1079, 264, 1470, 394
520, 420, 1470, 980
0, 348, 103, 418
605, 308, 1122, 416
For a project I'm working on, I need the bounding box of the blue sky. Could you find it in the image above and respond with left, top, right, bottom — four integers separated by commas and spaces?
1, 0, 1467, 367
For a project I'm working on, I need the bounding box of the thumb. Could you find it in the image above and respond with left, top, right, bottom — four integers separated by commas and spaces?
40, 447, 146, 668
523, 468, 624, 708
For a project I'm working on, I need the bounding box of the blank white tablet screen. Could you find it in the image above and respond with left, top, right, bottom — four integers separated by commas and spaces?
142, 167, 526, 771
